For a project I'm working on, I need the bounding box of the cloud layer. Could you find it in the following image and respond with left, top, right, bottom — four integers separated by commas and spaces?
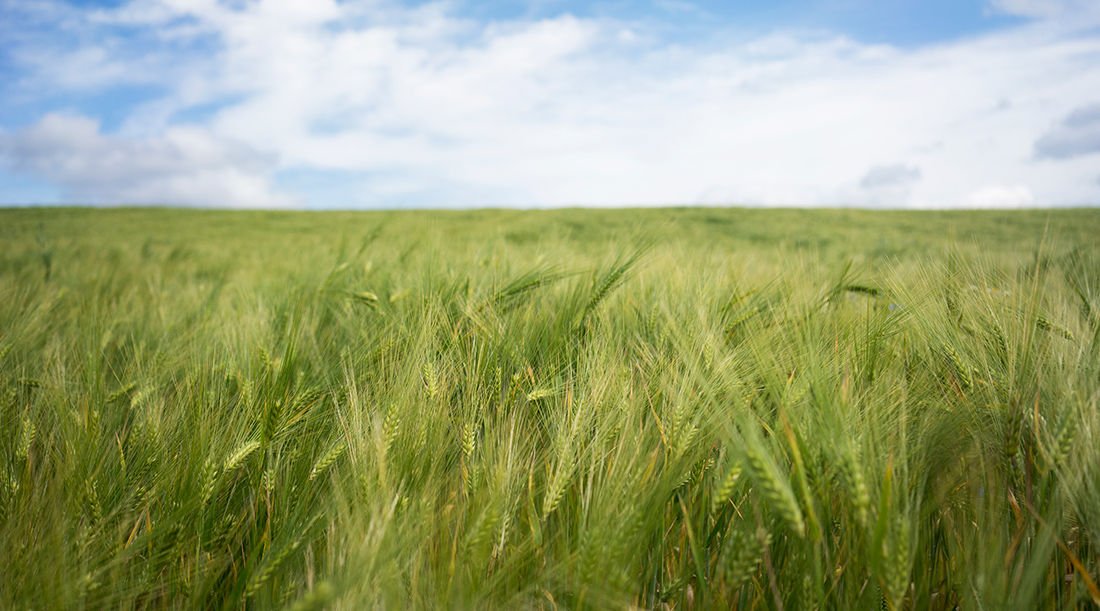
1034, 103, 1100, 160
1, 0, 1100, 208
0, 114, 296, 207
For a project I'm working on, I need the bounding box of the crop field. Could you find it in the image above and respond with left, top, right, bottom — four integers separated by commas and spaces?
2, 206, 1100, 610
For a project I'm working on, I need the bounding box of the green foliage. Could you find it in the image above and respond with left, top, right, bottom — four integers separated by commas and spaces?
1, 206, 1100, 609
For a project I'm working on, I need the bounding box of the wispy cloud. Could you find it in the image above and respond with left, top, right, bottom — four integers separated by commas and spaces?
1, 0, 1099, 208
989, 0, 1099, 18
966, 184, 1035, 208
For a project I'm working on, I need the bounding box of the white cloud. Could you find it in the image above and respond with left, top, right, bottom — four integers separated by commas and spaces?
966, 184, 1035, 208
0, 113, 297, 207
3, 0, 1100, 207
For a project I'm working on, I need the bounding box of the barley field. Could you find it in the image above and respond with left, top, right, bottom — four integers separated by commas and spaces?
2, 206, 1099, 610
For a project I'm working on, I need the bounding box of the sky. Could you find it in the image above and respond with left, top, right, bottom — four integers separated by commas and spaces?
0, 0, 1099, 209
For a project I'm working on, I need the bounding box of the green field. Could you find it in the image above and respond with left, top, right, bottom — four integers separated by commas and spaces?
2, 206, 1100, 609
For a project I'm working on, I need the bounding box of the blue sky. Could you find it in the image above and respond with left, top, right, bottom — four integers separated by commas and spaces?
1, 0, 1099, 208
452, 0, 1025, 46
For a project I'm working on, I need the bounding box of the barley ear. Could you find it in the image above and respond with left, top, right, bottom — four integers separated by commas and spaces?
224, 440, 260, 473
712, 459, 743, 515
16, 415, 37, 461
719, 524, 767, 590
423, 360, 438, 399
941, 343, 972, 390
882, 517, 911, 610
247, 539, 302, 597
383, 403, 401, 455
1036, 315, 1075, 341
743, 433, 805, 537
309, 442, 346, 482
200, 457, 219, 506
837, 442, 870, 527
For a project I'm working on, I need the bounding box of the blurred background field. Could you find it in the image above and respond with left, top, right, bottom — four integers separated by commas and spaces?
1, 207, 1100, 609
4, 206, 1098, 269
